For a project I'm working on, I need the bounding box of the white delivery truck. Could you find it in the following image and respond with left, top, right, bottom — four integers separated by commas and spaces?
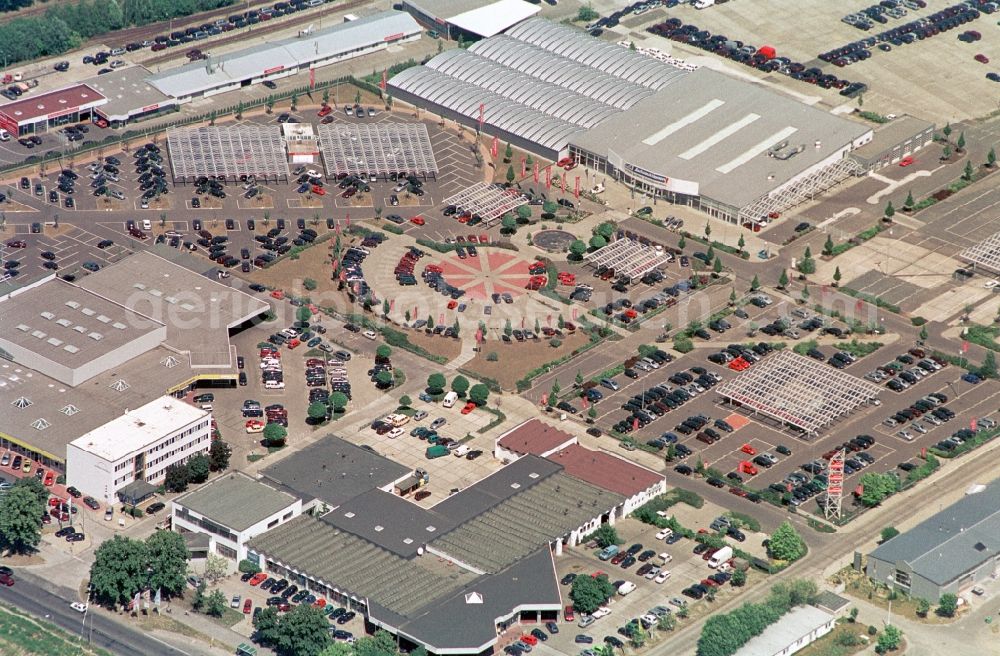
708, 545, 733, 568
694, 0, 715, 8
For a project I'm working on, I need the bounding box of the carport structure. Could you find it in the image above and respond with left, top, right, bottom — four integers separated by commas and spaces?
714, 350, 881, 438
166, 125, 290, 183
317, 122, 438, 180
443, 181, 528, 226
958, 230, 1000, 275
583, 238, 671, 280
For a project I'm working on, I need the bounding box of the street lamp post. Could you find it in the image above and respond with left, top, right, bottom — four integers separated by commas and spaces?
886, 574, 894, 627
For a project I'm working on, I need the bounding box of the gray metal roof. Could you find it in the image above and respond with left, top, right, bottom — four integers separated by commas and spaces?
260, 435, 410, 507
734, 606, 834, 656
869, 479, 1000, 586
323, 489, 455, 558
174, 472, 297, 532
571, 67, 872, 209
248, 515, 475, 616
149, 11, 420, 98
430, 472, 624, 573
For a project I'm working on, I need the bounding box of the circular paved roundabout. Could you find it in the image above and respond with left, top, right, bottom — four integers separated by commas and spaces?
434, 250, 538, 301
533, 229, 576, 253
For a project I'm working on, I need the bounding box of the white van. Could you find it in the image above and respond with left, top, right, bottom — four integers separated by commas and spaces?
708, 546, 733, 569
442, 391, 459, 408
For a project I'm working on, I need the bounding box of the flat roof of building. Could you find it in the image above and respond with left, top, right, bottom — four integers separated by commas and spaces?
323, 489, 453, 558
0, 278, 163, 373
734, 606, 833, 656
546, 444, 664, 498
851, 115, 935, 159
78, 252, 269, 368
447, 0, 540, 38
496, 418, 576, 457
83, 66, 172, 121
405, 0, 492, 17
148, 11, 420, 99
260, 435, 411, 507
0, 84, 106, 124
571, 67, 872, 209
175, 471, 298, 532
68, 395, 208, 463
869, 479, 1000, 585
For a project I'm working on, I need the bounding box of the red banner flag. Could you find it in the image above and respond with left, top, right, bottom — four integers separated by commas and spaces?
546, 314, 552, 326
633, 417, 639, 431
478, 103, 485, 131
491, 136, 498, 159
855, 299, 863, 312
561, 175, 566, 194
572, 308, 578, 320
309, 67, 315, 90
475, 329, 483, 343
541, 393, 548, 406
971, 418, 978, 432
574, 176, 580, 199
581, 396, 589, 409
439, 312, 445, 325
533, 161, 539, 183
545, 166, 551, 190
520, 157, 526, 178
335, 222, 341, 235
345, 214, 351, 226
389, 299, 395, 310
379, 69, 387, 91
962, 341, 970, 353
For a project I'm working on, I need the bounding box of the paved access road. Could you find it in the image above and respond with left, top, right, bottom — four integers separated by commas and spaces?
0, 572, 203, 656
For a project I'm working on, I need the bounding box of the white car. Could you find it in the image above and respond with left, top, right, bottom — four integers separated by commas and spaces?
453, 445, 470, 457
655, 528, 672, 540
592, 607, 612, 619
658, 552, 672, 563
363, 329, 377, 340
655, 570, 672, 584
985, 280, 999, 289
897, 430, 914, 441
387, 427, 405, 439
70, 602, 88, 613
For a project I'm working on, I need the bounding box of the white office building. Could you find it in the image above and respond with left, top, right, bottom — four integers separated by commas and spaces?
66, 396, 211, 505
172, 471, 302, 562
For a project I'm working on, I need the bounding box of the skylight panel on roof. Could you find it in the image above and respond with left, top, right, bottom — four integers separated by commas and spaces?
65, 301, 80, 309
40, 311, 55, 320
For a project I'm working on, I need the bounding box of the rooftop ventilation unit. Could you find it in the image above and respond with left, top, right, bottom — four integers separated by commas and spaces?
30, 330, 46, 339
16, 324, 29, 332
46, 338, 63, 347
40, 311, 55, 320
65, 301, 80, 309
81, 307, 95, 316
133, 283, 147, 290
88, 332, 103, 341
64, 344, 80, 354
96, 315, 110, 323
112, 322, 127, 330
73, 325, 86, 333
56, 319, 71, 327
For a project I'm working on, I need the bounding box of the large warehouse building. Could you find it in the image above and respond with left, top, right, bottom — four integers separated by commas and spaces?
388, 19, 874, 225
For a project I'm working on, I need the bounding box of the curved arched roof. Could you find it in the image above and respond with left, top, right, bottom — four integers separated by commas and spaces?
389, 66, 582, 151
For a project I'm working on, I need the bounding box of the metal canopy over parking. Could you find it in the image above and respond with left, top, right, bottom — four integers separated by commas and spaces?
583, 238, 671, 280
317, 123, 438, 179
714, 350, 881, 437
166, 125, 290, 182
959, 230, 1000, 275
443, 181, 528, 226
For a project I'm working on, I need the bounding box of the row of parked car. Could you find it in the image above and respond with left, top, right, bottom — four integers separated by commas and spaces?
933, 416, 996, 452
821, 0, 993, 67
867, 348, 947, 392
843, 0, 927, 31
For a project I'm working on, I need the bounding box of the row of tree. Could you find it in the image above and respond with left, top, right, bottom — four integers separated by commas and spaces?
0, 0, 236, 67
425, 373, 490, 405
163, 440, 231, 493
253, 607, 426, 656
89, 532, 190, 607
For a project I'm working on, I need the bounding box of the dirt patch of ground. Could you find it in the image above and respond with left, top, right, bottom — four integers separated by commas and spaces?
1, 552, 44, 566
463, 330, 591, 390
246, 238, 339, 298
402, 328, 462, 362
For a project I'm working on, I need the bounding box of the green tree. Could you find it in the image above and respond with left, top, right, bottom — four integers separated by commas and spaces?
303, 278, 319, 292
451, 375, 470, 397
376, 344, 392, 359
877, 625, 902, 652
778, 269, 789, 289
593, 524, 619, 548
504, 142, 513, 162
705, 245, 715, 262
570, 573, 615, 614
517, 204, 532, 221
208, 440, 233, 471
859, 471, 900, 507
469, 383, 490, 406
980, 350, 998, 379
0, 485, 42, 554
238, 559, 261, 575
942, 144, 952, 160
673, 334, 694, 353
630, 625, 648, 648
957, 131, 966, 152
569, 239, 588, 260
426, 314, 435, 330
712, 256, 723, 276
798, 246, 816, 275
937, 593, 958, 617
290, 93, 298, 111
678, 235, 686, 249
164, 463, 190, 492
427, 373, 447, 394
729, 288, 737, 305
823, 234, 834, 256
330, 391, 348, 413
543, 199, 558, 214
145, 530, 189, 598
730, 568, 747, 587
884, 201, 895, 219
737, 233, 746, 251
943, 122, 952, 139
833, 266, 842, 285
318, 644, 355, 656
308, 401, 329, 422
557, 314, 565, 329
14, 477, 47, 508
272, 604, 333, 656
187, 453, 210, 483
575, 370, 584, 386
919, 325, 928, 342
296, 306, 312, 323
89, 536, 150, 607
915, 598, 930, 618
382, 299, 390, 316
904, 190, 915, 209
551, 379, 561, 396
205, 554, 231, 581
500, 212, 517, 235
505, 165, 516, 184
880, 526, 900, 543
355, 629, 397, 656
262, 423, 288, 448
504, 318, 513, 337
988, 147, 997, 167
205, 589, 227, 617
577, 4, 599, 21
963, 160, 974, 181
590, 234, 607, 250
375, 370, 393, 387
254, 606, 281, 645
750, 274, 761, 291
191, 580, 207, 612
588, 407, 597, 419
768, 521, 806, 562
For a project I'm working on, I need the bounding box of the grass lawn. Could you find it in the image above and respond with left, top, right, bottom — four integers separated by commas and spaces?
208, 608, 245, 629
0, 604, 113, 656
795, 623, 870, 656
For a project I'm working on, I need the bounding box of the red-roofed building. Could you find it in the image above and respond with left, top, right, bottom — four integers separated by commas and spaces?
547, 444, 666, 515
0, 84, 107, 137
494, 418, 577, 461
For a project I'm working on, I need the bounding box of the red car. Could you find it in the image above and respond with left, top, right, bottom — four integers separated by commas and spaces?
243, 598, 253, 614
478, 235, 489, 244
318, 105, 332, 117
975, 54, 990, 64
5, 240, 26, 248
898, 156, 915, 167
0, 573, 13, 586
556, 157, 573, 167
94, 118, 108, 128
740, 444, 757, 455
460, 402, 476, 415
564, 606, 575, 622
312, 185, 326, 196
447, 300, 457, 310
520, 635, 538, 646
249, 573, 268, 586
410, 216, 425, 225
43, 471, 55, 487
